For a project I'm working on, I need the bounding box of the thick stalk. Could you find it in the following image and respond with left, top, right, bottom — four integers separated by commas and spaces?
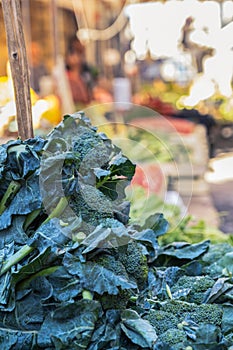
1, 196, 70, 276
42, 196, 69, 225
0, 245, 34, 277
0, 180, 21, 215
23, 208, 41, 231
18, 266, 60, 290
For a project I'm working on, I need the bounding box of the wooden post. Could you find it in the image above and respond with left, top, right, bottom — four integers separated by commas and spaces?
2, 0, 34, 140
50, 0, 59, 65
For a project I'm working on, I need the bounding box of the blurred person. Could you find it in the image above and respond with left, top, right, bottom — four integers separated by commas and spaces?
65, 37, 98, 108
28, 41, 49, 95
93, 75, 113, 103
65, 48, 91, 108
67, 37, 98, 96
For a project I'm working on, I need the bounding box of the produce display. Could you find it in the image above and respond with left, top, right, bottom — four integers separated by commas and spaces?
134, 80, 233, 123
0, 75, 61, 136
127, 185, 233, 246
98, 122, 190, 165
133, 80, 189, 112
0, 113, 233, 349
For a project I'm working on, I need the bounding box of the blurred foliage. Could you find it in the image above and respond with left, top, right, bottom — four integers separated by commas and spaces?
127, 185, 233, 246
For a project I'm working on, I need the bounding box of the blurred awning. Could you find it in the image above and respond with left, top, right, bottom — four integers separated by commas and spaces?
33, 0, 82, 10
0, 0, 82, 10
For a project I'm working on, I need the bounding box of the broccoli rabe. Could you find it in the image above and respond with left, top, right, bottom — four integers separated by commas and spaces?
117, 241, 149, 289
92, 254, 132, 310
143, 302, 223, 349
202, 243, 233, 265
161, 300, 195, 318
188, 304, 223, 326
160, 300, 223, 326
100, 217, 125, 229
159, 328, 187, 348
93, 253, 128, 277
90, 240, 149, 310
99, 289, 131, 310
70, 183, 113, 231
72, 130, 110, 168
171, 275, 215, 304
143, 309, 179, 335
203, 249, 233, 279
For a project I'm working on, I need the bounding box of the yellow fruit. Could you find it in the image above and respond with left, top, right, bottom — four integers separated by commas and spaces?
40, 94, 62, 125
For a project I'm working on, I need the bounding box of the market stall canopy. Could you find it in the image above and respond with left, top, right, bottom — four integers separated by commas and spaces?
0, 0, 81, 10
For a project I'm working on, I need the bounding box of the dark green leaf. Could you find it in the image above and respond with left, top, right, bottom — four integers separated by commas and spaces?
0, 329, 37, 350
29, 276, 53, 301
0, 293, 43, 331
0, 216, 28, 250
183, 260, 204, 276
65, 258, 136, 295
219, 252, 233, 275
163, 266, 185, 285
25, 137, 47, 153
38, 300, 102, 349
153, 342, 172, 350
0, 243, 15, 311
109, 153, 136, 180
204, 278, 233, 303
88, 310, 121, 350
0, 175, 42, 230
82, 224, 131, 254
98, 177, 130, 201
121, 309, 158, 348
96, 152, 135, 200
160, 240, 210, 260
222, 304, 233, 334
47, 266, 82, 302
94, 168, 111, 179
141, 213, 169, 237
133, 228, 159, 262
0, 146, 8, 179
0, 272, 12, 309
28, 219, 70, 252
192, 324, 222, 349
1, 138, 45, 184
11, 247, 54, 286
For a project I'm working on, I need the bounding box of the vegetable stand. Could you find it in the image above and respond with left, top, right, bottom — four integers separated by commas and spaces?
1, 2, 233, 349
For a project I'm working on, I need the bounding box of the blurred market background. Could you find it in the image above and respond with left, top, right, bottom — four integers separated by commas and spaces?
0, 0, 233, 242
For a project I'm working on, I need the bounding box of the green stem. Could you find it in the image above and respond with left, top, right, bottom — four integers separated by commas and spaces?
96, 165, 124, 190
23, 208, 42, 231
0, 245, 34, 277
96, 174, 111, 189
42, 196, 69, 225
18, 265, 60, 290
0, 180, 21, 215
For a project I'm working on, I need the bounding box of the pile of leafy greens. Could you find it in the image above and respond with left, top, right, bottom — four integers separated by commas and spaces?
0, 113, 233, 349
126, 186, 233, 246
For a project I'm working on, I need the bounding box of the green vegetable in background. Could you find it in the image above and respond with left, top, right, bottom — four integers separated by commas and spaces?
127, 185, 233, 246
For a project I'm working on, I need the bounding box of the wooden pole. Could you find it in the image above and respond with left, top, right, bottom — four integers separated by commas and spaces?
50, 0, 59, 65
2, 0, 34, 140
